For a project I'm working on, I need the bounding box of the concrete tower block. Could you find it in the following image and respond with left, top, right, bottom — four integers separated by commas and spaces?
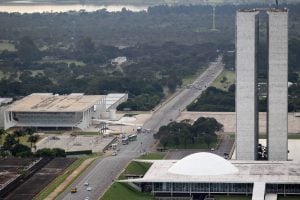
267, 10, 288, 161
236, 11, 259, 160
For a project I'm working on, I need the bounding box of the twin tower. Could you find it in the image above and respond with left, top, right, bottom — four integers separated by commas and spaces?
236, 8, 288, 161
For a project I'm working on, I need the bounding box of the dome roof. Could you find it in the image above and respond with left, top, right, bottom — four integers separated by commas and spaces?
168, 152, 238, 176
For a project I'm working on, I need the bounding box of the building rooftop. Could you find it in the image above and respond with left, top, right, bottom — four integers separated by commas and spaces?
6, 93, 105, 112
121, 153, 300, 184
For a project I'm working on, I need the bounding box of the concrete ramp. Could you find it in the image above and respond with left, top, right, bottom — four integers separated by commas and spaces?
252, 182, 266, 200
265, 193, 277, 200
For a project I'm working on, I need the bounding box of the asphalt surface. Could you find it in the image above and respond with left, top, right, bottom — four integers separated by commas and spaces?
143, 55, 224, 131
57, 55, 224, 200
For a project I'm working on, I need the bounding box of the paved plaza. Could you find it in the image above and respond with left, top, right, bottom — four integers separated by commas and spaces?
178, 112, 300, 133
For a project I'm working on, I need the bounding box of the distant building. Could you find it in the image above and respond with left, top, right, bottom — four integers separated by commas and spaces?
4, 93, 106, 130
0, 98, 13, 106
111, 56, 127, 65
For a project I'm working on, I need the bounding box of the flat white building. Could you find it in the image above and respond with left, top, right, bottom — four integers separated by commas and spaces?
4, 93, 106, 130
122, 153, 300, 199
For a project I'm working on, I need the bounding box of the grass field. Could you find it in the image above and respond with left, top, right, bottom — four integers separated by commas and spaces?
101, 182, 153, 200
138, 152, 165, 160
74, 132, 100, 135
102, 152, 165, 200
211, 69, 235, 91
259, 134, 300, 139
158, 137, 218, 150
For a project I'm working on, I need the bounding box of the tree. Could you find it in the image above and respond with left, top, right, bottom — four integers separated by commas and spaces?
17, 36, 41, 62
35, 148, 55, 157
13, 130, 25, 143
0, 128, 6, 144
35, 148, 66, 157
25, 127, 35, 136
27, 135, 39, 149
3, 134, 18, 152
160, 135, 170, 149
11, 144, 32, 157
204, 134, 215, 148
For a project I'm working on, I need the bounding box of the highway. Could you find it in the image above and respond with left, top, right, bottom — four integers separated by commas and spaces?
57, 55, 224, 200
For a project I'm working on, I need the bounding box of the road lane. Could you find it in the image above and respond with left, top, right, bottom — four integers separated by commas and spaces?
58, 55, 224, 200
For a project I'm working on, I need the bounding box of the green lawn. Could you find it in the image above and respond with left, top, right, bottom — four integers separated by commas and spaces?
259, 134, 300, 140
101, 182, 153, 200
74, 132, 100, 135
159, 137, 218, 150
211, 69, 235, 91
138, 152, 165, 160
102, 152, 165, 200
119, 161, 152, 180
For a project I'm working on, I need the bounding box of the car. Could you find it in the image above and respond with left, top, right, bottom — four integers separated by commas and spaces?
86, 186, 92, 191
70, 188, 77, 193
210, 148, 215, 152
84, 181, 89, 186
112, 151, 117, 156
84, 197, 89, 200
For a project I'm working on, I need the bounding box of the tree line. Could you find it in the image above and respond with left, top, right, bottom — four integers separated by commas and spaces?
154, 117, 223, 149
0, 128, 65, 157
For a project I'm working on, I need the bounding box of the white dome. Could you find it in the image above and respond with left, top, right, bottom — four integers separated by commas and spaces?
168, 152, 238, 176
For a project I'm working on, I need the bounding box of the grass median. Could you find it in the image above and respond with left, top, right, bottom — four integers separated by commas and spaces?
101, 152, 165, 200
34, 154, 99, 200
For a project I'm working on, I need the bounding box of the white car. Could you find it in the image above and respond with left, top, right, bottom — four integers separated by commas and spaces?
86, 187, 92, 191
84, 197, 89, 200
84, 182, 89, 186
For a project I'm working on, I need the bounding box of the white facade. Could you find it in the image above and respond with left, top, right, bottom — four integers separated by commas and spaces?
4, 93, 106, 130
122, 153, 300, 199
236, 10, 259, 160
267, 10, 288, 161
236, 9, 288, 161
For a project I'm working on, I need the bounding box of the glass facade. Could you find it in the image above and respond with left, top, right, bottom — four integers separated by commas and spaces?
266, 184, 300, 194
153, 182, 253, 194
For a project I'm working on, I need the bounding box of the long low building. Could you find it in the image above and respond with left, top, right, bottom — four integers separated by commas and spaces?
121, 153, 300, 200
4, 93, 106, 130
